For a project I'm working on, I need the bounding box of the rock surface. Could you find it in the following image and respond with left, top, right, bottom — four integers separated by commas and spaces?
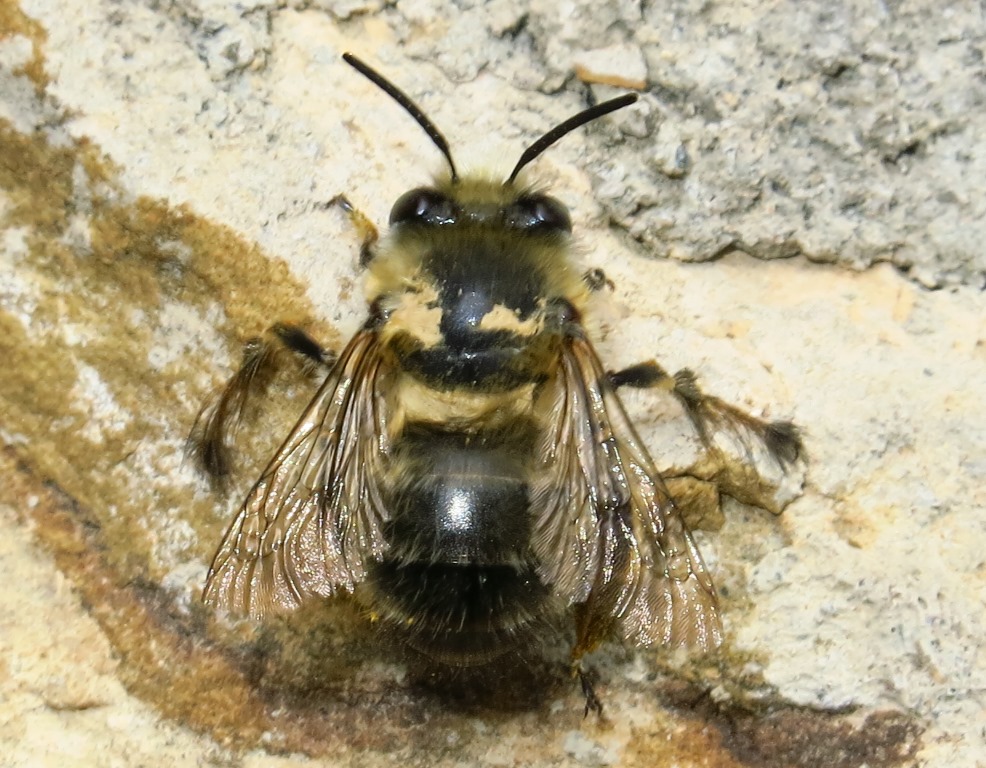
2, 0, 983, 766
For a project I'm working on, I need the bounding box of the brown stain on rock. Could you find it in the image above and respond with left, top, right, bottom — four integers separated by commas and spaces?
0, 117, 337, 581
1, 449, 267, 746
0, 0, 50, 92
720, 708, 921, 767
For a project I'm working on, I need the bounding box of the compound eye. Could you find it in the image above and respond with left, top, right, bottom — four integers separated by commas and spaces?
389, 188, 456, 226
509, 195, 572, 233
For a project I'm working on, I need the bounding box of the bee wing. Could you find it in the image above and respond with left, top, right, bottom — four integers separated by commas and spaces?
203, 327, 391, 620
533, 333, 722, 651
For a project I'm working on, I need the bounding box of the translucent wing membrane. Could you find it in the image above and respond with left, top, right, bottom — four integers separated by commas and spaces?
533, 332, 723, 651
203, 329, 391, 620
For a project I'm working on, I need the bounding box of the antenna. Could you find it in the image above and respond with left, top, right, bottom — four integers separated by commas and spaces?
343, 53, 459, 181
506, 94, 638, 184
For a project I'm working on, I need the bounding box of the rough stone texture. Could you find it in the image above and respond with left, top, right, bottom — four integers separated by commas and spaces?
531, 0, 986, 289
1, 0, 983, 766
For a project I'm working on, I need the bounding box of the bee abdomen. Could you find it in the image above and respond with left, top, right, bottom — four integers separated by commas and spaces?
370, 425, 549, 663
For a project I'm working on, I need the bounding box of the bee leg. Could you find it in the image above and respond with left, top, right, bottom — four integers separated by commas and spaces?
270, 322, 336, 373
607, 361, 802, 469
607, 359, 670, 390
187, 323, 336, 485
569, 601, 610, 718
573, 662, 604, 718
329, 194, 379, 267
582, 267, 614, 292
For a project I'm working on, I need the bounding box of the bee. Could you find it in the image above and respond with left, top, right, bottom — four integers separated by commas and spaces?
189, 53, 802, 713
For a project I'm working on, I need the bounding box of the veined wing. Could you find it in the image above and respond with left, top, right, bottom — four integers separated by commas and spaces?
203, 327, 391, 620
532, 330, 722, 651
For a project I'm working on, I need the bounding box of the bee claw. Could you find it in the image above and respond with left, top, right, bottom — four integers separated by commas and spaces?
573, 662, 604, 718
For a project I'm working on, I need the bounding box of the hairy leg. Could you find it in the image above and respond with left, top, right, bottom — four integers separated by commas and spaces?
187, 323, 335, 485
328, 194, 380, 267
608, 360, 802, 469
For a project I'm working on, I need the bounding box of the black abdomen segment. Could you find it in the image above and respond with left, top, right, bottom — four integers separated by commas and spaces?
370, 560, 548, 664
369, 424, 549, 664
